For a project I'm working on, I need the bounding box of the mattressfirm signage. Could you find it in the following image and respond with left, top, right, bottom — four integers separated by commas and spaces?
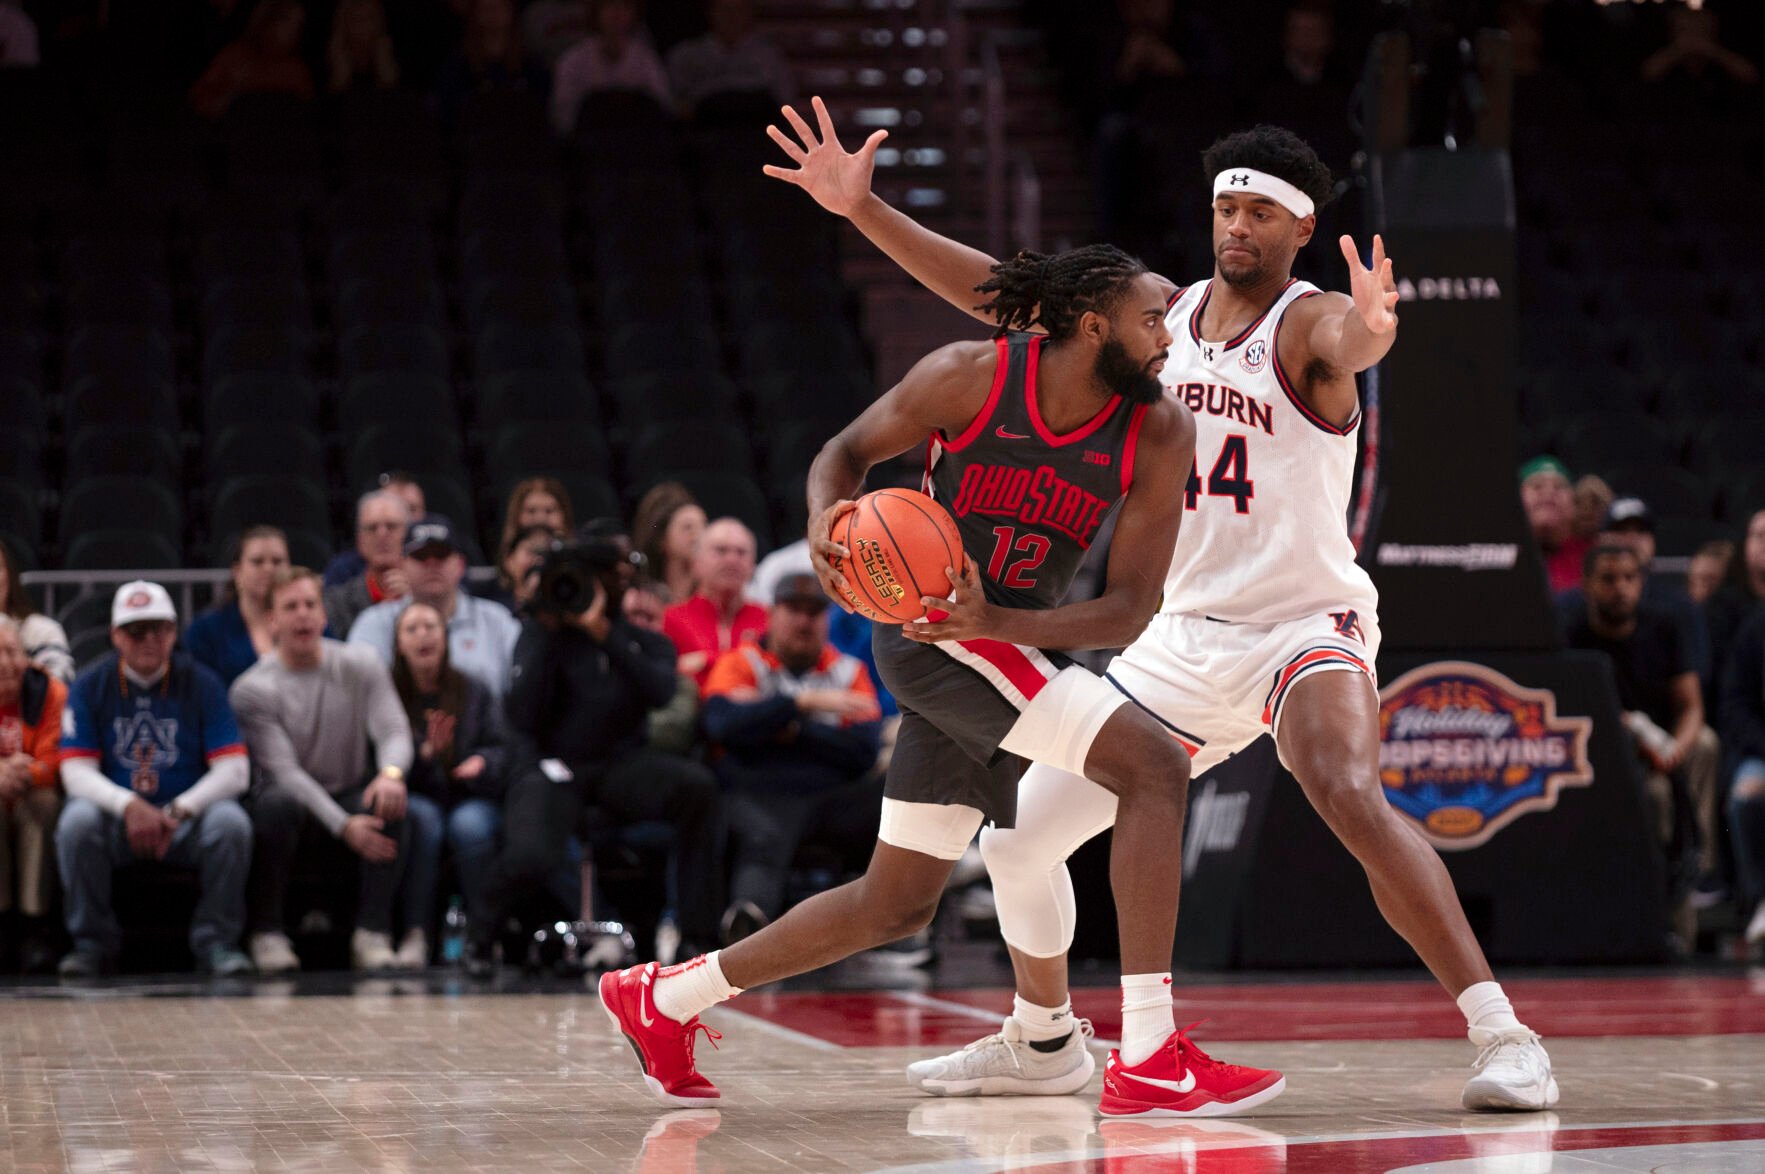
1378, 660, 1592, 850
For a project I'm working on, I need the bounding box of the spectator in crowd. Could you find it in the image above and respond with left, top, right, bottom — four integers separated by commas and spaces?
327, 0, 399, 92
231, 568, 414, 973
0, 538, 72, 683
324, 476, 422, 588
348, 516, 522, 699
751, 536, 896, 717
1559, 498, 1710, 685
468, 524, 722, 976
324, 492, 413, 632
1572, 473, 1614, 546
663, 517, 766, 689
56, 583, 253, 978
479, 523, 557, 613
1521, 456, 1589, 594
185, 526, 291, 689
703, 573, 881, 942
323, 491, 413, 636
1641, 6, 1759, 89
499, 477, 574, 562
434, 0, 546, 121
666, 0, 795, 117
623, 577, 699, 756
189, 0, 314, 119
1249, 2, 1355, 172
0, 0, 38, 67
0, 616, 64, 973
631, 480, 705, 604
389, 602, 504, 968
1565, 546, 1721, 942
520, 0, 590, 66
1721, 607, 1765, 955
1687, 540, 1733, 607
1706, 509, 1765, 684
550, 0, 672, 135
392, 600, 514, 947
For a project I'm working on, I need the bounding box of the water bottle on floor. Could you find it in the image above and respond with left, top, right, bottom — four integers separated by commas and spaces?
442, 897, 467, 963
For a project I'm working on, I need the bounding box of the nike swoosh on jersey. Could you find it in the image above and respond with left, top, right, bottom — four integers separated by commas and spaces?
995, 426, 1030, 440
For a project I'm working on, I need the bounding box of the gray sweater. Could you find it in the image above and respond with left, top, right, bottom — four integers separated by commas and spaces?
229, 640, 414, 836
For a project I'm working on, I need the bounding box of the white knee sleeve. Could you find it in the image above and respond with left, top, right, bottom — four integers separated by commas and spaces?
981, 762, 1120, 958
877, 799, 985, 861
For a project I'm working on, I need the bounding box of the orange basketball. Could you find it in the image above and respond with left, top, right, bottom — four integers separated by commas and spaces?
830, 488, 964, 624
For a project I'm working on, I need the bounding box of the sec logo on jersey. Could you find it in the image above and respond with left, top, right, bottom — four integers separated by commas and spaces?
1240, 339, 1268, 374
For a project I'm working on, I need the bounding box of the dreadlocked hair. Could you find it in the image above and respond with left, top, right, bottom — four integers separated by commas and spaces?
974, 244, 1149, 340
1201, 125, 1336, 210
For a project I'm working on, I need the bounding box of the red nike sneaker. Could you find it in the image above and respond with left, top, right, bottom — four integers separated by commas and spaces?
599, 961, 722, 1106
1099, 1024, 1284, 1118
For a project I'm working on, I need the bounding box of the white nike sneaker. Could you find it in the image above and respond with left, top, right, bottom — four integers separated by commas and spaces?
1462, 1030, 1560, 1111
907, 1016, 1096, 1097
249, 931, 300, 974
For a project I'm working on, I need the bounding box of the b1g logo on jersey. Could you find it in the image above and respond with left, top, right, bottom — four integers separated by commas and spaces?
1376, 661, 1591, 851
1239, 339, 1268, 374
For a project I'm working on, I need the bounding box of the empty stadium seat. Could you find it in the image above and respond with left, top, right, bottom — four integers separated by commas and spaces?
60, 477, 182, 549
345, 424, 467, 490
339, 323, 451, 382
64, 325, 174, 387
208, 424, 325, 483
204, 372, 323, 429
475, 370, 601, 429
486, 423, 614, 485
627, 421, 755, 483
1605, 466, 1717, 521
65, 376, 178, 434
603, 321, 719, 380
336, 277, 448, 330
208, 476, 330, 551
200, 277, 311, 332
1558, 414, 1677, 474
607, 372, 738, 428
337, 372, 457, 431
0, 481, 39, 554
203, 324, 309, 384
474, 322, 585, 377
65, 424, 181, 483
63, 530, 182, 572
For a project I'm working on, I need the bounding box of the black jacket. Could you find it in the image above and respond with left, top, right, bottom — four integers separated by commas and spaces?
504, 617, 679, 778
407, 673, 511, 806
1720, 608, 1765, 762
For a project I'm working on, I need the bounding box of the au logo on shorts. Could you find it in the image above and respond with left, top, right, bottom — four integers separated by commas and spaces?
1376, 661, 1592, 850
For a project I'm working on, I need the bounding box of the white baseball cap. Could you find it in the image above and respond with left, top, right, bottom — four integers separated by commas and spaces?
112, 581, 177, 628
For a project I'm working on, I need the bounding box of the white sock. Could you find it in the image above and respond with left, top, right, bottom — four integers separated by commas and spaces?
1119, 972, 1175, 1067
1457, 980, 1526, 1045
1012, 995, 1074, 1043
652, 951, 742, 1024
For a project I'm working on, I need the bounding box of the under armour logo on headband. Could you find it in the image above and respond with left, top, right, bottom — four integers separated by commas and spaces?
1230, 174, 1249, 186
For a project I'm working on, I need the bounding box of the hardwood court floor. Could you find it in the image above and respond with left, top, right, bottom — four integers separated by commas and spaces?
1, 967, 1761, 1172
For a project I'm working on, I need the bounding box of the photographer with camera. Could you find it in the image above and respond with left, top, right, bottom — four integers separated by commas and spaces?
464, 524, 723, 976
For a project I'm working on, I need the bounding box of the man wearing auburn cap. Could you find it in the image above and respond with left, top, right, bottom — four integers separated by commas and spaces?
56, 581, 255, 978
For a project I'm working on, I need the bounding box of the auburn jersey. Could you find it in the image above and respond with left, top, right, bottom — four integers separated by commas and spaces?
1158, 279, 1379, 623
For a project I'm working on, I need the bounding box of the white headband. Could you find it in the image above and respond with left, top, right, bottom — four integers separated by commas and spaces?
1213, 168, 1314, 219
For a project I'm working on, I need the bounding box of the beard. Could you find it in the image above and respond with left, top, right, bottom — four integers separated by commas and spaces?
1094, 336, 1166, 404
1592, 599, 1635, 629
1216, 242, 1274, 289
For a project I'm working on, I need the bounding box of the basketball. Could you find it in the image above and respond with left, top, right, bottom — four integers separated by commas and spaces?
829, 488, 964, 623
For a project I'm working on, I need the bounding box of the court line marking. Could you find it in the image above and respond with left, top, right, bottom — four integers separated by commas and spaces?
708, 1006, 843, 1053
866, 1115, 1765, 1174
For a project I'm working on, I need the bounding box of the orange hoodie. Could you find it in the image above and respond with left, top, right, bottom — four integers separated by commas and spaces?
0, 666, 66, 790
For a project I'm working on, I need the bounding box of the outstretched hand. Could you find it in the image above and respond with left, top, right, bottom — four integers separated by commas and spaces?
763, 95, 888, 218
1339, 233, 1398, 334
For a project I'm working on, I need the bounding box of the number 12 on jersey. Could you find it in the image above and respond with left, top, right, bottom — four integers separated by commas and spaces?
1185, 434, 1254, 514
987, 526, 1052, 589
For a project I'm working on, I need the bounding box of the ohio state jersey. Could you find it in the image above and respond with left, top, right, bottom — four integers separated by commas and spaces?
1158, 278, 1379, 624
924, 332, 1149, 611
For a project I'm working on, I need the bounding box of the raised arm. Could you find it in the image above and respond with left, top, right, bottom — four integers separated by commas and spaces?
765, 97, 1003, 323
1280, 233, 1399, 427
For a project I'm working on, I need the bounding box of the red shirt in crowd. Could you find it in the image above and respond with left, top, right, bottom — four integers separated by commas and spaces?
664, 595, 768, 690
1545, 536, 1592, 594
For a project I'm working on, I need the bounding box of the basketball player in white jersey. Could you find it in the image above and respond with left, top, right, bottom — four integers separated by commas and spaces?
765, 103, 1556, 1112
